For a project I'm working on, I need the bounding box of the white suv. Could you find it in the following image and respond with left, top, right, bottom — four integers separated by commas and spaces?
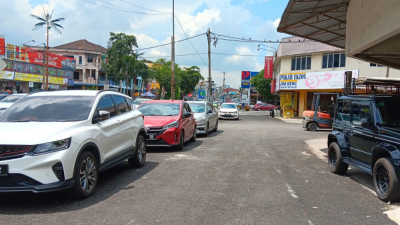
0, 90, 147, 198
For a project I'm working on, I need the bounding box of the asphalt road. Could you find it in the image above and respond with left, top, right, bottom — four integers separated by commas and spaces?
0, 114, 396, 225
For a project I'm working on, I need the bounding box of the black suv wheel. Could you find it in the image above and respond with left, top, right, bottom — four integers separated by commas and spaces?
373, 158, 400, 202
328, 142, 348, 175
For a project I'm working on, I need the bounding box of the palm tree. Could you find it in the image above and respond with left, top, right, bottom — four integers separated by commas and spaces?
31, 9, 65, 90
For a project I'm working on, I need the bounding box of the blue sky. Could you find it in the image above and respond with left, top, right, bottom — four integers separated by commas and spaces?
0, 0, 289, 88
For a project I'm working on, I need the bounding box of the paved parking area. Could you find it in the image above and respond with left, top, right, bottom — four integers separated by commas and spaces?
0, 115, 397, 225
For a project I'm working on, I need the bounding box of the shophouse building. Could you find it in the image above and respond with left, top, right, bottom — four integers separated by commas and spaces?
0, 37, 75, 93
272, 36, 400, 116
39, 39, 108, 90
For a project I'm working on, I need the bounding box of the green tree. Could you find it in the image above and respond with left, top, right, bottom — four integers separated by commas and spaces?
152, 59, 181, 100
179, 66, 204, 98
250, 69, 274, 101
31, 9, 65, 90
103, 32, 146, 98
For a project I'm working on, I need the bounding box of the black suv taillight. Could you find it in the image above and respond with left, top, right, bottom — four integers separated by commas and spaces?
52, 162, 65, 181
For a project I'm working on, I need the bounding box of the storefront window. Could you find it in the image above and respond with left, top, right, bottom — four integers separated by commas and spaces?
36, 65, 44, 75
48, 67, 56, 76
291, 55, 311, 71
65, 70, 73, 79
322, 52, 346, 68
57, 69, 65, 77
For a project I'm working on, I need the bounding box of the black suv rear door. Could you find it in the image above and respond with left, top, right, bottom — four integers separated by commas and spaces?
348, 101, 375, 164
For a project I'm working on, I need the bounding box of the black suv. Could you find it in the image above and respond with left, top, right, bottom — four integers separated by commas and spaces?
327, 95, 400, 202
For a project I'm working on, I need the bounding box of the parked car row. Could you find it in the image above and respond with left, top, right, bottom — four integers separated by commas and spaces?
0, 92, 235, 200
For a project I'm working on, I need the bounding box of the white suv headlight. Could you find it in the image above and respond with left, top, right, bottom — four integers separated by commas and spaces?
163, 121, 178, 130
33, 138, 71, 154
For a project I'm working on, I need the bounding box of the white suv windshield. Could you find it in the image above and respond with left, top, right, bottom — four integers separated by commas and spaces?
0, 96, 95, 122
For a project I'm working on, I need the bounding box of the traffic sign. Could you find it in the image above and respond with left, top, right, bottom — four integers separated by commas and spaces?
0, 58, 6, 71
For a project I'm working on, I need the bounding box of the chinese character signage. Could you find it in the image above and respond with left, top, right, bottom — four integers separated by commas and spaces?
279, 70, 359, 90
264, 56, 273, 79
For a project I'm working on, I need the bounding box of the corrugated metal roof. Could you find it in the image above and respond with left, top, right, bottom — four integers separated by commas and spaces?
278, 0, 349, 49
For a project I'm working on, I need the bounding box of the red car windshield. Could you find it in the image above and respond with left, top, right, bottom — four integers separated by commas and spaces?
138, 103, 180, 116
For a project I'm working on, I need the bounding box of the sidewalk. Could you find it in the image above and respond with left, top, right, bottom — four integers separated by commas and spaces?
274, 116, 303, 124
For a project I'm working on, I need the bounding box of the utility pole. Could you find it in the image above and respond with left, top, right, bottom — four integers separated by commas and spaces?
171, 0, 175, 100
222, 72, 225, 102
207, 28, 212, 102
45, 27, 49, 90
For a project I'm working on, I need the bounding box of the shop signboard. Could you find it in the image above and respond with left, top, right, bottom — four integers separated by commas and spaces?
198, 90, 206, 99
68, 79, 74, 86
264, 56, 273, 79
279, 70, 359, 90
0, 71, 14, 80
24, 48, 76, 71
241, 80, 250, 89
14, 72, 68, 85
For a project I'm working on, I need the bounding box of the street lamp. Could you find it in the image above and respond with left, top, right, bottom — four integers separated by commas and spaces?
257, 47, 275, 55
258, 44, 277, 52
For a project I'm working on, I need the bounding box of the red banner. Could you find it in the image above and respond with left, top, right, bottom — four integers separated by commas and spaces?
271, 79, 276, 93
264, 56, 274, 79
0, 37, 5, 56
25, 48, 76, 70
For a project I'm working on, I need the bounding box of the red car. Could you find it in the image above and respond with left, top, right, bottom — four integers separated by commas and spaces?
137, 100, 196, 150
253, 103, 277, 111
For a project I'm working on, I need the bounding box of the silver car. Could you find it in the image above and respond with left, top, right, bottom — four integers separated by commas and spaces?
188, 101, 218, 136
0, 94, 28, 114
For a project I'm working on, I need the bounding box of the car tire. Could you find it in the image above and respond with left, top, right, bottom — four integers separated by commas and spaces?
213, 120, 218, 132
68, 151, 99, 199
190, 129, 196, 142
258, 108, 261, 111
307, 122, 318, 131
328, 142, 348, 175
205, 123, 209, 137
176, 131, 184, 150
128, 134, 146, 168
373, 158, 400, 202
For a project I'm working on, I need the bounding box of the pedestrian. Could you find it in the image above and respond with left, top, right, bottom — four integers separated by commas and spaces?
12, 85, 17, 94
19, 90, 23, 93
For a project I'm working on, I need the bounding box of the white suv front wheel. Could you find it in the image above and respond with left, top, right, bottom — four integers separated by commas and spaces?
69, 151, 99, 199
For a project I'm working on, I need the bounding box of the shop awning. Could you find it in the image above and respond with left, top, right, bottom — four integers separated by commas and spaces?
277, 0, 349, 49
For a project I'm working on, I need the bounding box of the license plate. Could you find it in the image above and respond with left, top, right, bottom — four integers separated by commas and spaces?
225, 114, 231, 116
149, 135, 157, 140
0, 165, 9, 176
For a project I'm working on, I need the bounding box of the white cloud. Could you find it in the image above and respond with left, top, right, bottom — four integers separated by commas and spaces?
0, 0, 285, 89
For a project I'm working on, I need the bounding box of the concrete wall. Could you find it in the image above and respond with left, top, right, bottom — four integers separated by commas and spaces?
346, 0, 400, 56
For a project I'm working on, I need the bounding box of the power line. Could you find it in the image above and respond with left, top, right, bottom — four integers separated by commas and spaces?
141, 52, 266, 58
119, 0, 171, 14
138, 33, 205, 51
81, 0, 168, 15
174, 15, 208, 66
211, 32, 317, 44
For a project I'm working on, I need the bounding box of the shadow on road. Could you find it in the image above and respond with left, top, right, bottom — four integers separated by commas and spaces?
318, 146, 376, 195
0, 161, 159, 215
197, 130, 224, 138
147, 140, 204, 153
